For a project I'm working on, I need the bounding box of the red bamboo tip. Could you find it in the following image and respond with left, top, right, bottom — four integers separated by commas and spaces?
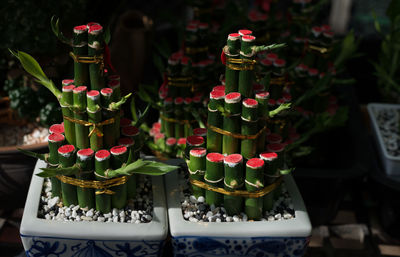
187, 135, 204, 146
77, 148, 95, 158
186, 24, 197, 32
149, 127, 160, 137
73, 86, 87, 93
58, 144, 75, 155
224, 154, 243, 165
108, 80, 120, 88
308, 68, 319, 76
212, 85, 225, 92
266, 53, 278, 61
166, 137, 177, 146
260, 59, 272, 66
118, 137, 134, 147
49, 124, 64, 134
225, 92, 241, 103
210, 90, 225, 100
193, 96, 202, 103
100, 88, 113, 96
62, 85, 75, 92
177, 137, 186, 145
243, 98, 258, 108
267, 143, 285, 153
48, 133, 65, 143
164, 97, 173, 104
268, 99, 276, 106
198, 22, 209, 29
238, 29, 252, 36
242, 35, 256, 42
62, 79, 74, 86
110, 145, 128, 155
95, 149, 110, 161
154, 133, 165, 141
153, 122, 161, 130
121, 126, 140, 137
108, 75, 120, 81
87, 22, 100, 27
120, 117, 132, 127
74, 25, 88, 34
228, 33, 241, 40
311, 26, 322, 37
206, 152, 224, 163
174, 97, 184, 105
267, 133, 283, 143
246, 158, 264, 168
260, 152, 278, 161
87, 90, 100, 98
184, 97, 192, 105
323, 31, 334, 38
88, 24, 103, 34
296, 63, 308, 71
273, 59, 286, 67
283, 93, 292, 102
190, 147, 207, 157
256, 91, 270, 99
193, 128, 207, 137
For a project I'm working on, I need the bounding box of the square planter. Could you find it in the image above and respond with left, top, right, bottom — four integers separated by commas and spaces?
165, 159, 312, 257
367, 103, 400, 176
20, 160, 168, 257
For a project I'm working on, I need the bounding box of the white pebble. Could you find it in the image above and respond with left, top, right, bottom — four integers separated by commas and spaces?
216, 218, 222, 222
112, 208, 118, 217
72, 210, 77, 218
206, 211, 213, 218
268, 216, 275, 221
197, 196, 205, 203
119, 211, 125, 217
283, 213, 293, 219
190, 195, 197, 204
65, 208, 71, 217
189, 217, 198, 222
97, 217, 105, 222
45, 214, 51, 220
242, 214, 248, 222
72, 205, 80, 211
210, 204, 216, 211
86, 210, 94, 217
81, 216, 93, 221
104, 213, 112, 218
233, 215, 240, 222
113, 216, 119, 223
120, 217, 125, 223
226, 216, 233, 222
274, 213, 282, 220
75, 216, 81, 221
135, 220, 141, 224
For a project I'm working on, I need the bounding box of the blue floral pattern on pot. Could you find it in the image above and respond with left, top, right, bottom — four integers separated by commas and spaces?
172, 236, 310, 257
22, 236, 164, 257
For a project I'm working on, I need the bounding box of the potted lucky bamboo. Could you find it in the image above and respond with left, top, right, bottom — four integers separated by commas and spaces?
165, 31, 311, 257
12, 19, 176, 257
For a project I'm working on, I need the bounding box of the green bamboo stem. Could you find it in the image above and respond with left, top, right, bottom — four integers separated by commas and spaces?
245, 158, 264, 220
266, 143, 285, 199
183, 97, 193, 137
205, 153, 224, 206
188, 147, 207, 198
256, 92, 270, 152
58, 144, 78, 206
180, 57, 192, 97
163, 97, 174, 138
207, 90, 224, 153
224, 154, 244, 216
121, 126, 140, 199
260, 151, 278, 211
87, 90, 103, 151
118, 137, 136, 199
108, 79, 121, 140
101, 88, 116, 148
225, 33, 241, 94
222, 92, 241, 155
73, 86, 89, 149
72, 25, 89, 87
95, 149, 111, 213
166, 137, 177, 155
238, 35, 255, 98
47, 133, 65, 197
61, 85, 76, 145
241, 98, 259, 160
88, 24, 105, 90
174, 97, 185, 138
76, 148, 95, 209
110, 146, 128, 209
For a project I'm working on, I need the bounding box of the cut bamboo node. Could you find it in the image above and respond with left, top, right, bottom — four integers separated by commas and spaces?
95, 149, 110, 161
48, 133, 65, 143
260, 152, 278, 161
49, 124, 65, 134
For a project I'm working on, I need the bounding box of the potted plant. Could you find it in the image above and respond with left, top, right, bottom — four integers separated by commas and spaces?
11, 19, 177, 256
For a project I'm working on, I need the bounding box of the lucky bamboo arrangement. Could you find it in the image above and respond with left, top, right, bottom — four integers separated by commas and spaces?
185, 31, 294, 220
12, 20, 176, 214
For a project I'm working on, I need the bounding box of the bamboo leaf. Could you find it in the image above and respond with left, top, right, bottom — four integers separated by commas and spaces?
104, 26, 111, 44
50, 16, 72, 45
109, 93, 132, 110
17, 148, 47, 161
107, 159, 177, 177
133, 103, 151, 128
252, 43, 286, 53
269, 103, 291, 118
130, 97, 138, 122
279, 167, 295, 175
37, 165, 81, 178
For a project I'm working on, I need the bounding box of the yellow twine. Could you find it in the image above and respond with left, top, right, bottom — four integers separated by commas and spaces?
185, 46, 209, 55
226, 57, 257, 71
189, 176, 283, 198
207, 124, 266, 140
307, 45, 331, 54
56, 175, 129, 195
160, 114, 196, 125
69, 52, 104, 72
63, 115, 115, 137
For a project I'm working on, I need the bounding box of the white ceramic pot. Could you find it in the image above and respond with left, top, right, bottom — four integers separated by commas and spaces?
20, 160, 168, 257
367, 103, 400, 176
164, 159, 312, 257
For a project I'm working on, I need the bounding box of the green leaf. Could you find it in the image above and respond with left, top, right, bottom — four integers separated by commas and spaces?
133, 103, 151, 128
269, 103, 291, 118
334, 30, 359, 68
109, 93, 132, 110
107, 159, 177, 177
104, 26, 111, 44
50, 16, 72, 46
130, 97, 138, 122
37, 165, 81, 178
252, 43, 286, 54
279, 168, 295, 175
17, 148, 47, 161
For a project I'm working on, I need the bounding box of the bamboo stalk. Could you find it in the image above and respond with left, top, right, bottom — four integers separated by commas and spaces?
245, 158, 264, 220
260, 151, 278, 212
95, 150, 111, 213
163, 97, 174, 138
118, 137, 136, 199
61, 85, 76, 145
87, 90, 102, 151
73, 86, 89, 149
188, 147, 207, 198
266, 143, 285, 198
207, 90, 224, 153
174, 97, 185, 138
108, 79, 121, 139
183, 97, 193, 138
256, 91, 270, 153
185, 135, 205, 160
205, 152, 224, 206
88, 24, 105, 90
241, 98, 258, 160
76, 148, 95, 209
224, 153, 244, 216
121, 126, 140, 199
72, 25, 89, 87
101, 88, 115, 148
225, 33, 241, 94
58, 144, 78, 206
110, 146, 128, 209
47, 133, 65, 197
177, 137, 187, 158
222, 92, 241, 155
238, 35, 256, 98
